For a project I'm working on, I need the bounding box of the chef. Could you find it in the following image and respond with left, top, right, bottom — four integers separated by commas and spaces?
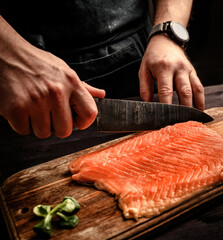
0, 0, 204, 139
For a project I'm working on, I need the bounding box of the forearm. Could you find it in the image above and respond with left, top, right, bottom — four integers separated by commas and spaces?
153, 0, 193, 26
0, 15, 37, 68
0, 15, 28, 53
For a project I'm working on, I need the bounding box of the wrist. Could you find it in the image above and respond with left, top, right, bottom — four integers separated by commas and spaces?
147, 34, 183, 50
148, 21, 190, 49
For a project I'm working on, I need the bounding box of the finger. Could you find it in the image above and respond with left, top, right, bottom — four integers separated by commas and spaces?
174, 72, 193, 107
51, 96, 73, 138
82, 82, 106, 98
70, 88, 98, 130
139, 64, 154, 102
6, 108, 30, 135
29, 108, 51, 139
190, 71, 205, 111
157, 72, 173, 104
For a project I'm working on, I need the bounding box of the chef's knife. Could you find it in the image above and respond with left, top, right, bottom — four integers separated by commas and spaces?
95, 98, 213, 132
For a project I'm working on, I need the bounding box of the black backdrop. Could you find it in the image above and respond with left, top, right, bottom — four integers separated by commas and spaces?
187, 0, 223, 86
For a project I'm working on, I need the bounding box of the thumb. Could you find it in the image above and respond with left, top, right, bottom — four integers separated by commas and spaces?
82, 82, 106, 98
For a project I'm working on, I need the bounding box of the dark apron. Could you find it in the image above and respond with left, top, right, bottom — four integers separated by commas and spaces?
68, 25, 150, 98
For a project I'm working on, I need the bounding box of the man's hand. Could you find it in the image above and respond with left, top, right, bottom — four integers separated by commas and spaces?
0, 48, 105, 138
139, 34, 204, 110
0, 17, 105, 138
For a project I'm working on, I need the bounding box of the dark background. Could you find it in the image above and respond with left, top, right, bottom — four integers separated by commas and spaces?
187, 0, 223, 86
0, 0, 223, 239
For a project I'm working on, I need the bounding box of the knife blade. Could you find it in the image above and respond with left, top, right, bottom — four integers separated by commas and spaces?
95, 98, 213, 132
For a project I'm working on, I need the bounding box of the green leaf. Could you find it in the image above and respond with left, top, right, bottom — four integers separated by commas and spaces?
33, 205, 52, 217
61, 198, 76, 213
33, 214, 53, 237
56, 212, 79, 228
64, 196, 80, 211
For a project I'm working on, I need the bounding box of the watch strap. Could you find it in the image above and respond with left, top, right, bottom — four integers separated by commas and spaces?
148, 22, 169, 40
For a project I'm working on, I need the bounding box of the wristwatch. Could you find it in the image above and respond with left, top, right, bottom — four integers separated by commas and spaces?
148, 21, 190, 48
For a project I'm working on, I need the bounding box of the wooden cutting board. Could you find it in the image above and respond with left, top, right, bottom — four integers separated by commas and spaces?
1, 107, 223, 240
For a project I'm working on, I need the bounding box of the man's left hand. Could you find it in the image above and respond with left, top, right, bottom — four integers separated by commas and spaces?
139, 34, 205, 111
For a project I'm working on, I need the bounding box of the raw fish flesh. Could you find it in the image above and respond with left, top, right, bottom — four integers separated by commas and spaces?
69, 121, 223, 219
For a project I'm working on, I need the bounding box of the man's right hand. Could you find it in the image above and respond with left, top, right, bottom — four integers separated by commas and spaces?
0, 16, 105, 138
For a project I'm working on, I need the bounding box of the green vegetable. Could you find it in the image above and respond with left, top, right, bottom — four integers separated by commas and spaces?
56, 212, 79, 228
33, 205, 52, 217
63, 196, 80, 211
33, 214, 53, 236
33, 196, 80, 237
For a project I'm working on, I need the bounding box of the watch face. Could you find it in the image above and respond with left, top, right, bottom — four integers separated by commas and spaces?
170, 21, 189, 42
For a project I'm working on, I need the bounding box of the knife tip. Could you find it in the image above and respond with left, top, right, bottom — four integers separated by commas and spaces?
202, 113, 214, 123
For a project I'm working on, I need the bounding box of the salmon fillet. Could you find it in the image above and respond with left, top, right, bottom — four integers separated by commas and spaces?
69, 121, 223, 220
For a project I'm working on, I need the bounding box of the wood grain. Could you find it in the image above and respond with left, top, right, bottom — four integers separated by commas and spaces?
0, 107, 223, 240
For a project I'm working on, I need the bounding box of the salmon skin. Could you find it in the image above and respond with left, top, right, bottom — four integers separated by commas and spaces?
69, 121, 223, 220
